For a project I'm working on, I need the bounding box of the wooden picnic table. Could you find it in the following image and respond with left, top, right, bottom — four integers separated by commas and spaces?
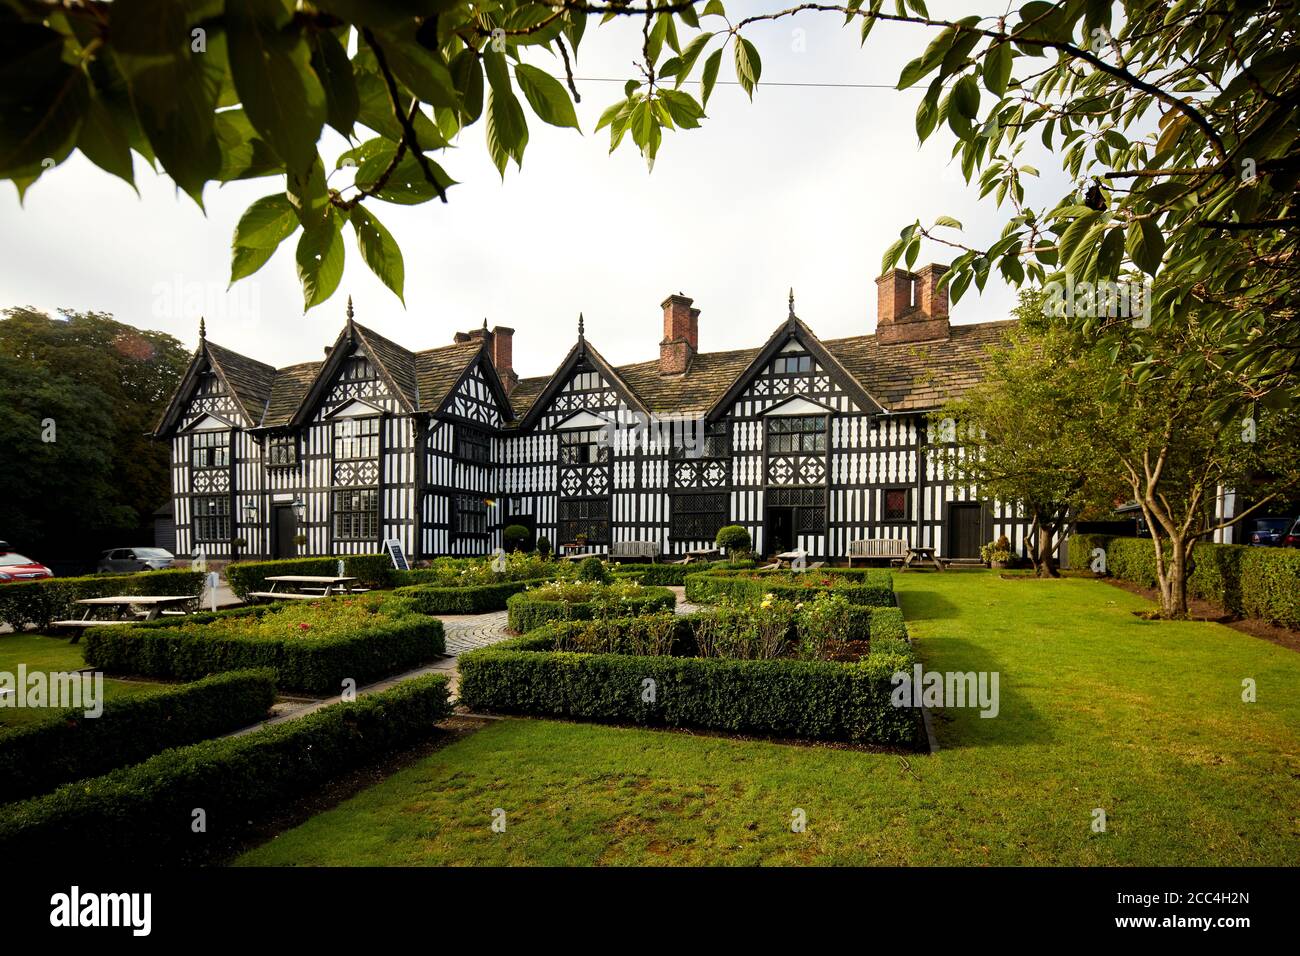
55, 594, 199, 642
900, 546, 947, 571
247, 575, 361, 601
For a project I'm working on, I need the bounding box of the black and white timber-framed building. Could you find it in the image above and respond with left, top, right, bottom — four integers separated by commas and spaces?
155, 263, 1033, 563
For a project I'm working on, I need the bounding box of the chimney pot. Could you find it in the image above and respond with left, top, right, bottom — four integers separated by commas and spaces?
490, 325, 517, 395
660, 293, 699, 375
875, 263, 951, 344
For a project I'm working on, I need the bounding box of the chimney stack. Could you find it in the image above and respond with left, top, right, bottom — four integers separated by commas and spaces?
455, 324, 517, 394
874, 263, 951, 345
659, 292, 699, 375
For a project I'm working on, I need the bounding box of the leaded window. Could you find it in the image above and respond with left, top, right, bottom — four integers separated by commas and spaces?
333, 489, 378, 540
456, 426, 491, 464
190, 431, 230, 470
766, 415, 827, 453
767, 486, 826, 533
883, 487, 910, 522
268, 434, 297, 467
453, 495, 489, 537
773, 354, 812, 374
558, 497, 610, 544
334, 417, 379, 460
670, 493, 729, 540
341, 355, 373, 380
192, 495, 230, 542
559, 428, 610, 465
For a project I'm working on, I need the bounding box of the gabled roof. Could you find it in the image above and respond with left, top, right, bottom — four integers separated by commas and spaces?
261, 361, 321, 428
513, 335, 652, 431
705, 315, 884, 420
154, 338, 276, 436
351, 321, 419, 411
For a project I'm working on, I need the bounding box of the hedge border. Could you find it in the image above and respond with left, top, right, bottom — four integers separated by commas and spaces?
82, 609, 445, 696
506, 586, 677, 634
391, 577, 554, 615
610, 559, 757, 586
1069, 533, 1300, 629
0, 669, 276, 805
684, 567, 895, 607
458, 627, 922, 747
0, 570, 206, 632
225, 555, 394, 600
0, 675, 452, 864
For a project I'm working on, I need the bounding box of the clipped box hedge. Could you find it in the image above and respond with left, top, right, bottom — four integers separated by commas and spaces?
684, 567, 895, 607
82, 607, 445, 696
0, 569, 206, 632
0, 669, 276, 805
225, 554, 394, 600
0, 675, 451, 864
506, 586, 676, 634
391, 577, 553, 615
458, 628, 922, 747
1070, 533, 1300, 629
610, 559, 756, 586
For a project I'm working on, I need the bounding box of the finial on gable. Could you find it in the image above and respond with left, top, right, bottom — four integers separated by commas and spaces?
578, 312, 585, 339
199, 316, 206, 341
482, 317, 488, 330
788, 288, 795, 319
346, 295, 354, 322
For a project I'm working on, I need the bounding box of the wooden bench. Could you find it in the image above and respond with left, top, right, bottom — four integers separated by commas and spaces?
609, 541, 661, 563
50, 619, 131, 630
244, 591, 320, 601
847, 538, 907, 566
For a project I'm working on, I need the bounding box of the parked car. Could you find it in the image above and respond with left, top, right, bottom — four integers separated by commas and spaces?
1284, 518, 1300, 549
1245, 517, 1293, 547
0, 541, 54, 582
97, 547, 176, 573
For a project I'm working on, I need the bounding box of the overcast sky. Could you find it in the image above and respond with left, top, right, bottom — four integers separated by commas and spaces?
0, 2, 1072, 378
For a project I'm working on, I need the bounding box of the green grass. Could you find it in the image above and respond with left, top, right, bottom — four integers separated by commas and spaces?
0, 631, 164, 730
236, 571, 1300, 866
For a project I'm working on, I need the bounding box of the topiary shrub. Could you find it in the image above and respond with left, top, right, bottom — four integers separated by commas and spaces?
715, 524, 752, 558
536, 535, 553, 559
576, 556, 611, 583
503, 524, 532, 553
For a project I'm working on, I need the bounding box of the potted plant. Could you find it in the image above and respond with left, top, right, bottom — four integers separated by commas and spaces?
980, 535, 1013, 569
293, 533, 309, 555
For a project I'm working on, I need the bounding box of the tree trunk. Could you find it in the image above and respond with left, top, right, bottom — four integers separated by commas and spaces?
1155, 533, 1190, 619
1036, 523, 1060, 578
1024, 517, 1041, 575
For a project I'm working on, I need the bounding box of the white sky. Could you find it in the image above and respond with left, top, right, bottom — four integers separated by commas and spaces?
0, 2, 1073, 379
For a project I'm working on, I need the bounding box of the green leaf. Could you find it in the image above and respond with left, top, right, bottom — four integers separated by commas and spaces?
78, 87, 135, 189
514, 63, 579, 129
1126, 218, 1165, 275
674, 32, 714, 88
215, 109, 282, 182
226, 0, 327, 175
734, 38, 761, 100
658, 89, 705, 129
933, 215, 963, 229
483, 51, 528, 174
952, 75, 980, 119
700, 48, 723, 108
351, 204, 405, 304
450, 49, 484, 124
296, 208, 345, 311
374, 26, 459, 109
309, 29, 359, 138
233, 192, 298, 250
983, 41, 1012, 97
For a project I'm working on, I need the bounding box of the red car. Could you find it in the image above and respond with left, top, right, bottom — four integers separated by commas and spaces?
0, 542, 53, 582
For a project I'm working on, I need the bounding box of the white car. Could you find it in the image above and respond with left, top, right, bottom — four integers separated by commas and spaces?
97, 547, 176, 573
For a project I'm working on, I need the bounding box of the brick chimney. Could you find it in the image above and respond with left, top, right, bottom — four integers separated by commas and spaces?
660, 293, 699, 375
875, 264, 951, 344
455, 324, 517, 394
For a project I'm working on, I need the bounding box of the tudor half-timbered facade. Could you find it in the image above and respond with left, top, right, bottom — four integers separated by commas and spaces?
157, 264, 1031, 562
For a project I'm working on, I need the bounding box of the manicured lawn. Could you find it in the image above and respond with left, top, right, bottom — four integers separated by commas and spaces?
0, 632, 164, 730
237, 572, 1300, 866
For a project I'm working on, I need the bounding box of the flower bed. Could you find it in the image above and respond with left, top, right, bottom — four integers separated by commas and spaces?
458, 620, 920, 746
225, 554, 394, 600
0, 669, 276, 805
506, 580, 676, 634
684, 567, 895, 607
0, 570, 206, 632
395, 552, 564, 587
0, 675, 452, 864
1069, 534, 1300, 629
82, 593, 444, 695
